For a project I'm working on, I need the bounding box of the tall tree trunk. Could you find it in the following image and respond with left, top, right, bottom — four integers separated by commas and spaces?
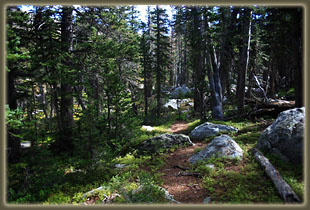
142, 33, 149, 117
191, 6, 204, 117
237, 9, 252, 113
53, 6, 74, 153
155, 6, 161, 117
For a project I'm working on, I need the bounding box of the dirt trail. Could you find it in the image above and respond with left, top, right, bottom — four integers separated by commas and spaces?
168, 121, 189, 134
158, 121, 209, 203
159, 141, 208, 203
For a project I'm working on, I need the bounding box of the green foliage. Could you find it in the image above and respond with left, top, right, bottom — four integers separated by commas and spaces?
6, 5, 303, 205
5, 105, 25, 131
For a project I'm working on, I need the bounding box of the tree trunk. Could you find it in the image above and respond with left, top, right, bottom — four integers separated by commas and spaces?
53, 6, 74, 153
191, 6, 204, 119
204, 8, 224, 119
251, 148, 301, 203
237, 9, 252, 113
155, 6, 161, 118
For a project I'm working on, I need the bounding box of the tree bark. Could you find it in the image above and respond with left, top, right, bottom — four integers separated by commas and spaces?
52, 6, 74, 153
251, 148, 301, 203
203, 8, 224, 119
155, 6, 162, 118
237, 9, 252, 113
191, 6, 205, 119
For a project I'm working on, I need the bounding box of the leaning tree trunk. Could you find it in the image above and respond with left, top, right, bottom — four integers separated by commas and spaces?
204, 8, 224, 119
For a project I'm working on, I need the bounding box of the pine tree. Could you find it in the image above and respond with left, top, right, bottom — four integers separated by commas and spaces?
151, 6, 170, 117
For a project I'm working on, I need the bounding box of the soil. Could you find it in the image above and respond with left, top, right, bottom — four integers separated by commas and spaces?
158, 121, 209, 203
167, 121, 189, 134
158, 141, 208, 203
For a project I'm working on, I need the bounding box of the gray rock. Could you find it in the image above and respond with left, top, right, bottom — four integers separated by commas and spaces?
137, 133, 194, 155
203, 197, 211, 204
163, 99, 178, 110
159, 187, 180, 204
170, 85, 191, 98
189, 135, 243, 164
190, 122, 238, 141
163, 98, 193, 111
131, 185, 180, 203
257, 107, 304, 164
115, 164, 127, 169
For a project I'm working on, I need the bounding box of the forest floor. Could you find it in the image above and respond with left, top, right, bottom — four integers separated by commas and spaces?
138, 119, 304, 204
167, 121, 189, 133
7, 116, 304, 205
141, 121, 209, 203
158, 140, 208, 203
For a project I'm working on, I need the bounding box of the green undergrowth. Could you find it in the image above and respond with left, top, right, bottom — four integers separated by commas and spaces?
8, 146, 168, 205
192, 119, 304, 204
7, 116, 304, 205
264, 153, 304, 201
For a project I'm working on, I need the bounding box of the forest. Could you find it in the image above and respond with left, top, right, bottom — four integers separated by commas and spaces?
5, 5, 304, 205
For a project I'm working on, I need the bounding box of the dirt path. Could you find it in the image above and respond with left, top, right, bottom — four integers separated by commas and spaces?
168, 121, 189, 134
159, 141, 208, 203
158, 121, 209, 203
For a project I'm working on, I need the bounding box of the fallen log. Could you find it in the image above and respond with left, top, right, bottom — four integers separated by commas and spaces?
251, 148, 301, 203
175, 172, 201, 177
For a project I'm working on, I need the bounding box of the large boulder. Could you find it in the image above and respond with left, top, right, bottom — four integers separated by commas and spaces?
256, 107, 304, 164
137, 133, 194, 155
189, 135, 243, 164
190, 122, 238, 141
170, 85, 191, 98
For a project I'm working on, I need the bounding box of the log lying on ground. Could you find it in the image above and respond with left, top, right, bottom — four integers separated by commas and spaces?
251, 148, 301, 203
175, 172, 201, 177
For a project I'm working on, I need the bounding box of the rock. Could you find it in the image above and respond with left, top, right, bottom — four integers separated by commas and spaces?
115, 164, 127, 169
190, 122, 238, 141
163, 99, 178, 110
132, 184, 180, 203
137, 133, 194, 155
142, 125, 155, 132
159, 187, 180, 203
189, 135, 243, 164
163, 98, 193, 111
205, 164, 215, 169
170, 85, 191, 98
83, 184, 179, 204
256, 107, 304, 164
203, 197, 211, 204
